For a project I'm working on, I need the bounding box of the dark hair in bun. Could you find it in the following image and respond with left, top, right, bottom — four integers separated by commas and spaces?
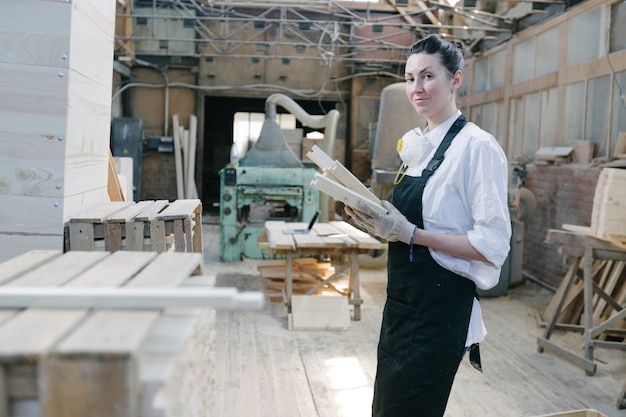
408, 34, 465, 76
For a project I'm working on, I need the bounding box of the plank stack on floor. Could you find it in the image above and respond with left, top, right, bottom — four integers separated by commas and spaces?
590, 168, 626, 248
257, 258, 339, 302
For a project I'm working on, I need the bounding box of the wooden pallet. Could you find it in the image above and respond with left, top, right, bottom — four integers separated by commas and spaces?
66, 199, 203, 259
0, 250, 256, 417
0, 251, 207, 417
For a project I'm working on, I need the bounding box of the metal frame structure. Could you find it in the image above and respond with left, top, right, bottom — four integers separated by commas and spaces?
115, 0, 518, 67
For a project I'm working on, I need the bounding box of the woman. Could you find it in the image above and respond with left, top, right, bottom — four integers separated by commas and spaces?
347, 34, 511, 417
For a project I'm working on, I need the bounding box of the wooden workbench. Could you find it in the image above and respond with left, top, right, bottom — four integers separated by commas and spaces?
0, 250, 262, 417
261, 220, 382, 325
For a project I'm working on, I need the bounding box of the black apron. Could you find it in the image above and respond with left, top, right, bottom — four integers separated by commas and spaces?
372, 115, 476, 417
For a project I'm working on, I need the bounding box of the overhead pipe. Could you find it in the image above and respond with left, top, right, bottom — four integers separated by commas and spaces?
264, 93, 340, 158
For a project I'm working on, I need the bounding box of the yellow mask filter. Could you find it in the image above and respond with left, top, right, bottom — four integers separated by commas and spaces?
396, 138, 403, 153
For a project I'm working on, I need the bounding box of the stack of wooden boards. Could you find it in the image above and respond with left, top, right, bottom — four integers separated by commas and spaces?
590, 167, 626, 248
306, 145, 386, 216
257, 258, 340, 302
172, 114, 199, 200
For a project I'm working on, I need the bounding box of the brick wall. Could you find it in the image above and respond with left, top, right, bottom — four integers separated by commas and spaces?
522, 164, 601, 288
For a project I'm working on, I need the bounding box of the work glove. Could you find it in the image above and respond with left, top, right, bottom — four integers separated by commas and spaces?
345, 200, 415, 245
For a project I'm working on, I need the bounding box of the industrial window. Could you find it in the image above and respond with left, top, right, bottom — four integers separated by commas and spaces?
564, 81, 585, 143
522, 92, 540, 158
611, 70, 626, 156
231, 112, 296, 161
564, 76, 612, 158
538, 87, 558, 148
586, 75, 611, 157
507, 92, 544, 159
609, 1, 626, 53
512, 39, 533, 84
472, 49, 505, 93
472, 57, 488, 93
470, 101, 505, 149
567, 7, 603, 67
507, 96, 524, 158
535, 28, 559, 78
512, 27, 558, 84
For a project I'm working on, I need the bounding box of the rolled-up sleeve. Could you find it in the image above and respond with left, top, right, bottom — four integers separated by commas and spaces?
466, 139, 512, 273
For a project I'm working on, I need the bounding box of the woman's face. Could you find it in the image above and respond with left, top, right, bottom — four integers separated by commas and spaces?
405, 52, 462, 128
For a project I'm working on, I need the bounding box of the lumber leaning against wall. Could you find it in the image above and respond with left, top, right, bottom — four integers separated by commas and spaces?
0, 0, 116, 263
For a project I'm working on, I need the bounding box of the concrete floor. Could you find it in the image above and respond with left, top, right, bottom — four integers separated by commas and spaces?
201, 221, 626, 417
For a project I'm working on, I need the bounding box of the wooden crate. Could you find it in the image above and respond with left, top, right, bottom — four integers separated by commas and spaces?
0, 250, 211, 417
66, 199, 203, 259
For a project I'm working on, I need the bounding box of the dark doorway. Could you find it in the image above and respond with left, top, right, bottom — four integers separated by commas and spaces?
201, 96, 338, 214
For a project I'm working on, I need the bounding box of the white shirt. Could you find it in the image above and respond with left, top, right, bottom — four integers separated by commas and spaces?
402, 111, 512, 345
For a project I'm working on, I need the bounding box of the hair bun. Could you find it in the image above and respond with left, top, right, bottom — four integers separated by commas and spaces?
450, 39, 465, 52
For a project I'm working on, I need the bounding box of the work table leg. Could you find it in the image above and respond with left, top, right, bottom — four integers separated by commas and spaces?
285, 252, 293, 314
0, 367, 7, 417
349, 251, 362, 321
583, 246, 595, 375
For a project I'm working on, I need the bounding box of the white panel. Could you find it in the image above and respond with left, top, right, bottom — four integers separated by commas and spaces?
564, 81, 585, 143
472, 57, 488, 93
535, 28, 559, 78
0, 0, 70, 67
568, 7, 602, 67
513, 38, 533, 84
489, 50, 506, 89
539, 87, 558, 148
585, 74, 611, 157
523, 92, 540, 158
611, 70, 626, 156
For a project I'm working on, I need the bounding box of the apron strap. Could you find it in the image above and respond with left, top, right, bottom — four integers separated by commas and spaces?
422, 114, 467, 179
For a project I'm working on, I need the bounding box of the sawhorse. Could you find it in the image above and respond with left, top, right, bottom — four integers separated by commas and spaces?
537, 229, 626, 376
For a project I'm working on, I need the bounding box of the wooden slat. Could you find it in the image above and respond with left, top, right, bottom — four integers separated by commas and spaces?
134, 200, 169, 222
41, 312, 159, 417
55, 310, 159, 354
156, 198, 201, 220
5, 251, 108, 287
330, 220, 383, 249
69, 201, 133, 223
0, 250, 62, 286
0, 309, 88, 356
66, 251, 157, 288
265, 221, 296, 250
126, 252, 203, 287
173, 114, 185, 200
0, 1, 70, 67
0, 287, 264, 310
126, 200, 169, 251
107, 150, 124, 201
105, 200, 153, 222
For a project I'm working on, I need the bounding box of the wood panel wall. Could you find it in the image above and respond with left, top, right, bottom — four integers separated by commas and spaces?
0, 0, 116, 263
